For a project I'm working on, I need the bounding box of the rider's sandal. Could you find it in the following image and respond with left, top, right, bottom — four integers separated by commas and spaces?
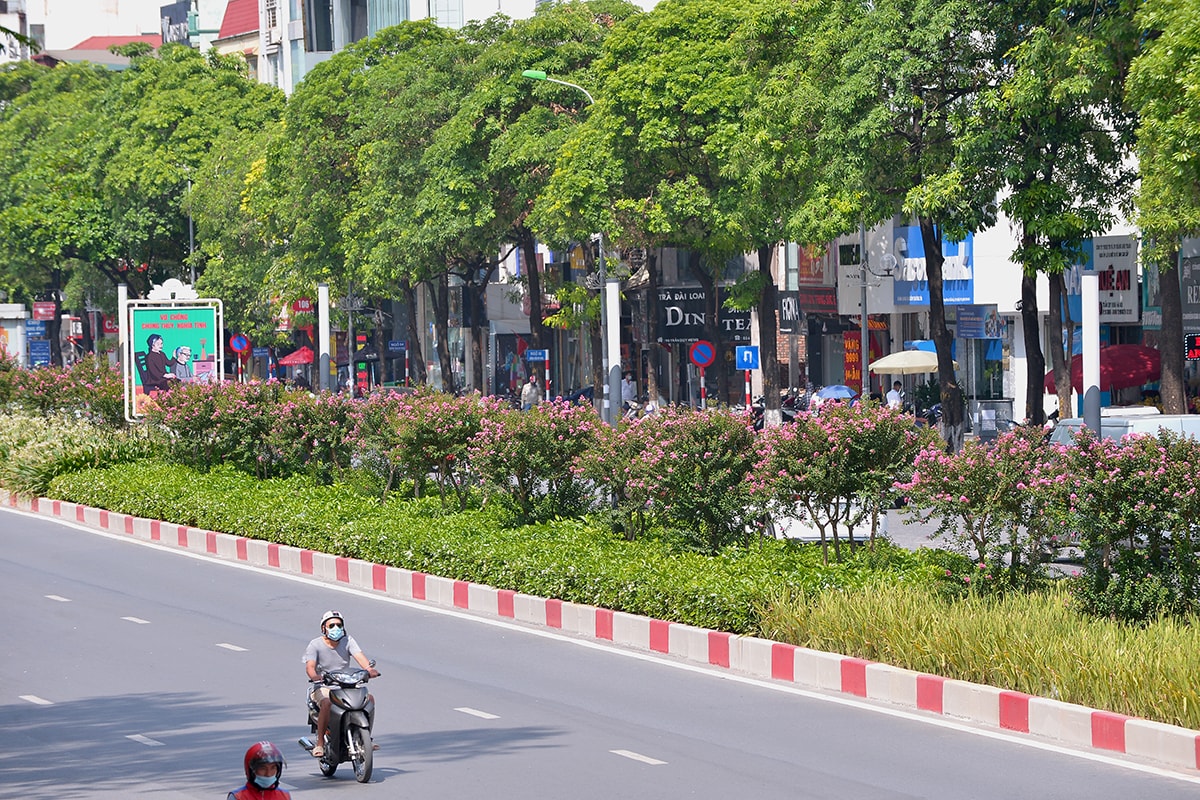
311, 744, 324, 758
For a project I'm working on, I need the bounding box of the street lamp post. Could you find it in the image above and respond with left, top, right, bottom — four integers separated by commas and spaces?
858, 221, 895, 396
187, 177, 195, 285
522, 69, 620, 428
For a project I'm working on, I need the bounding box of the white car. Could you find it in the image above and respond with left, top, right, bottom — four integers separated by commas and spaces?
1047, 411, 1200, 445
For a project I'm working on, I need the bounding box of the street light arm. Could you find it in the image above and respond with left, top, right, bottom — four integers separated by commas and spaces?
521, 69, 594, 106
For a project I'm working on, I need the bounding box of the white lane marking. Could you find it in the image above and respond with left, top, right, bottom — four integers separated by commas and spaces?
19, 695, 52, 705
122, 616, 150, 624
127, 734, 165, 746
20, 506, 1200, 787
217, 643, 247, 652
611, 749, 667, 765
45, 594, 70, 602
455, 707, 500, 720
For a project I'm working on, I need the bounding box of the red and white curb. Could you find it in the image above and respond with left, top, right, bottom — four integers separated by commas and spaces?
9, 490, 1200, 773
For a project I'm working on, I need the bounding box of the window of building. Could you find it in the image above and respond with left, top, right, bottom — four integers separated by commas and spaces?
305, 0, 333, 52
429, 0, 462, 28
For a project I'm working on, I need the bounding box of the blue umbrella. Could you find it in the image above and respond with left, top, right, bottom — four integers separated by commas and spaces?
815, 384, 858, 400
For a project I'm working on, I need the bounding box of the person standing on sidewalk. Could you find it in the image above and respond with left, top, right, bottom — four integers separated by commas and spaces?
521, 374, 542, 410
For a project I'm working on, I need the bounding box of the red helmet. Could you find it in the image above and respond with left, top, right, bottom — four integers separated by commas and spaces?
243, 741, 285, 787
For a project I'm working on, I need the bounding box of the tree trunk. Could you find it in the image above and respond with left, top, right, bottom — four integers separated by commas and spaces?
430, 275, 456, 394
1020, 267, 1045, 425
518, 227, 545, 351
918, 217, 964, 451
1160, 245, 1185, 414
1048, 273, 1071, 418
645, 251, 662, 407
403, 280, 427, 386
757, 243, 781, 426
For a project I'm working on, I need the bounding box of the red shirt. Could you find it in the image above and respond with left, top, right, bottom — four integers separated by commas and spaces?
228, 784, 292, 800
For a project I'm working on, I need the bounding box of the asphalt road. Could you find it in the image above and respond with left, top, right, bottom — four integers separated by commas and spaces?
4, 509, 1197, 799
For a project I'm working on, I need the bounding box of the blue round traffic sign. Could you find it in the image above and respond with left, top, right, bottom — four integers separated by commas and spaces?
689, 340, 716, 368
229, 333, 250, 354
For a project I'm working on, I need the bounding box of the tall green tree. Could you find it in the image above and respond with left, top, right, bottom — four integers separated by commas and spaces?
101, 44, 283, 295
804, 0, 1012, 449
964, 1, 1138, 423
1128, 0, 1200, 414
0, 61, 115, 363
347, 20, 497, 393
538, 0, 792, 409
416, 0, 639, 391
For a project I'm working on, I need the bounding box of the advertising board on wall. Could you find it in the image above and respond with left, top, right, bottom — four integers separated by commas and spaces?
1065, 235, 1139, 324
656, 287, 751, 344
891, 225, 975, 306
125, 301, 223, 419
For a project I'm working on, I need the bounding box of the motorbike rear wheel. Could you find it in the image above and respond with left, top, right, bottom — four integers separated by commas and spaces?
349, 724, 373, 783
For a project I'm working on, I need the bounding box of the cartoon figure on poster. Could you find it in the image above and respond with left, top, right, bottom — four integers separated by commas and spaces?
129, 305, 220, 415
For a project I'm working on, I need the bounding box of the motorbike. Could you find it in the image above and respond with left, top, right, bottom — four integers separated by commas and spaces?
299, 663, 378, 783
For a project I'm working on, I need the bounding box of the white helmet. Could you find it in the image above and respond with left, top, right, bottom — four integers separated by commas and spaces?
319, 610, 344, 632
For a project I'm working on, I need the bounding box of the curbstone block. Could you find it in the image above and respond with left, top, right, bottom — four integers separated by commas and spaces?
944, 680, 1002, 727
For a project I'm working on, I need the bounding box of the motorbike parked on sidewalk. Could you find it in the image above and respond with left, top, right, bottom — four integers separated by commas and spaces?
299, 663, 378, 783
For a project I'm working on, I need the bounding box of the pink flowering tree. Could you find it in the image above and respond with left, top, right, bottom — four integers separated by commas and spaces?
469, 399, 603, 524
897, 426, 1052, 589
753, 402, 933, 563
266, 390, 358, 484
351, 389, 498, 507
145, 380, 287, 476
11, 364, 75, 416
1037, 429, 1200, 620
66, 357, 125, 427
585, 406, 759, 552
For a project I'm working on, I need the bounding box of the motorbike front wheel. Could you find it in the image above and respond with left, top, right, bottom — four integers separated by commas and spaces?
349, 724, 373, 783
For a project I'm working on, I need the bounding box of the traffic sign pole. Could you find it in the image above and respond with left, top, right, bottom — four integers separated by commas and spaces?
699, 368, 707, 410
745, 370, 752, 409
545, 355, 551, 399
405, 346, 410, 387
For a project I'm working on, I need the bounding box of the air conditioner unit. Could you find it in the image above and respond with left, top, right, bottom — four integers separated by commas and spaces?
264, 28, 279, 46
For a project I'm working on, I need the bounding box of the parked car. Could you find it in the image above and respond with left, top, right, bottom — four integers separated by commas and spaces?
1047, 409, 1200, 445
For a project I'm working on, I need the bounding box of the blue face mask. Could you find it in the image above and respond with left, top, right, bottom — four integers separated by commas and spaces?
253, 773, 278, 789
326, 625, 344, 641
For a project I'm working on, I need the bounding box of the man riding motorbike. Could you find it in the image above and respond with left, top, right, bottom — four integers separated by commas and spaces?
303, 610, 380, 759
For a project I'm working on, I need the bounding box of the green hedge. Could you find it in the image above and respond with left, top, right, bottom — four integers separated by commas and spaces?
48, 460, 943, 634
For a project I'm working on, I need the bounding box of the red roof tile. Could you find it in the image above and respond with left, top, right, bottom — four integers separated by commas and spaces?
218, 0, 259, 39
70, 34, 162, 50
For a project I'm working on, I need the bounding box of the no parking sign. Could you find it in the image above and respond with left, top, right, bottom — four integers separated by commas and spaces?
688, 340, 716, 369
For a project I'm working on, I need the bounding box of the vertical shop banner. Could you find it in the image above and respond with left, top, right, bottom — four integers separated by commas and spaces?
891, 225, 975, 306
126, 303, 222, 418
778, 291, 802, 333
843, 332, 862, 390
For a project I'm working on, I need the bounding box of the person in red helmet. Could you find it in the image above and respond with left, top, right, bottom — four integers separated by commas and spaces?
228, 741, 290, 800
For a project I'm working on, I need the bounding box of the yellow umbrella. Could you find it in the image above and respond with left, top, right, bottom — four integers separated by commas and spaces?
868, 349, 958, 375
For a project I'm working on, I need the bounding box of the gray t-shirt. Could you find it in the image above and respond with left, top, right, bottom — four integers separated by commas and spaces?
304, 635, 363, 685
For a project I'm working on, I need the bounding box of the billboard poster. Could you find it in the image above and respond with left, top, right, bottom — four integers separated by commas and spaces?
891, 225, 974, 306
1143, 261, 1162, 331
956, 305, 1005, 339
1065, 235, 1139, 324
126, 303, 222, 418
